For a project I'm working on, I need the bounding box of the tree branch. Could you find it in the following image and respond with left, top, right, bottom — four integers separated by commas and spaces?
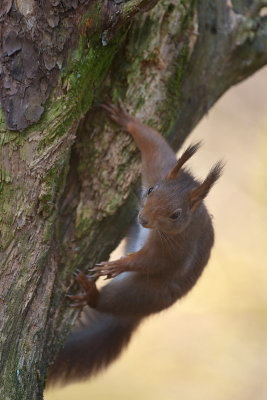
169, 0, 267, 147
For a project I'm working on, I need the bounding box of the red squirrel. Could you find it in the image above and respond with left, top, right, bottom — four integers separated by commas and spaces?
49, 99, 223, 385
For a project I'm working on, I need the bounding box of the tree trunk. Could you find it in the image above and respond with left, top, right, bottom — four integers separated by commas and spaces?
0, 0, 266, 398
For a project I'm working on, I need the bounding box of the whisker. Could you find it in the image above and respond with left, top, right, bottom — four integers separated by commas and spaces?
160, 230, 180, 255
157, 230, 174, 258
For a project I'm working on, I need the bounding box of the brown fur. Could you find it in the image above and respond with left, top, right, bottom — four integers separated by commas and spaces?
49, 101, 223, 386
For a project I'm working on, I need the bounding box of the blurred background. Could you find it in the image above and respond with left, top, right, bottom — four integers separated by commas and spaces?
46, 67, 267, 400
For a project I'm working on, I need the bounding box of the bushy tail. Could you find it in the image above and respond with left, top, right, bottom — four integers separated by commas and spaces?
48, 310, 140, 386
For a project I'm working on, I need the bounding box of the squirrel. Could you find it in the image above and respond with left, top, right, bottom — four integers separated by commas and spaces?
49, 99, 223, 385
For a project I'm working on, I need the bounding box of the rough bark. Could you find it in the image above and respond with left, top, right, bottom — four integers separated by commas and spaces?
0, 0, 266, 398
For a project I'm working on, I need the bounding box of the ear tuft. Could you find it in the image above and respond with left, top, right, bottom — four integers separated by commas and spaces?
189, 161, 224, 210
167, 142, 202, 179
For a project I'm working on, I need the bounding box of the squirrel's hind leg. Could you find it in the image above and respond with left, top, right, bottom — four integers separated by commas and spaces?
66, 270, 99, 308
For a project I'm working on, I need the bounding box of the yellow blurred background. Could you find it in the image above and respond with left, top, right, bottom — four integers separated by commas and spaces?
46, 67, 267, 400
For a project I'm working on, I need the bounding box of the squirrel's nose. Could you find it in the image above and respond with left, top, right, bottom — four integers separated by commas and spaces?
138, 214, 149, 227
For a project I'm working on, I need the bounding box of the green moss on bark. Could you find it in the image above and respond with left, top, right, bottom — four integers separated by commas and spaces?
36, 30, 128, 154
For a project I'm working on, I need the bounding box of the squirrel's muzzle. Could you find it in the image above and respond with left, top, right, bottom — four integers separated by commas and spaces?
138, 213, 149, 227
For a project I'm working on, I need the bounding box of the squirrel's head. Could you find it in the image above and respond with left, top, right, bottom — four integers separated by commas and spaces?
138, 143, 223, 234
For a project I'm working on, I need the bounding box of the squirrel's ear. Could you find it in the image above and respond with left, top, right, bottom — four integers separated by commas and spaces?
167, 142, 201, 179
189, 161, 224, 211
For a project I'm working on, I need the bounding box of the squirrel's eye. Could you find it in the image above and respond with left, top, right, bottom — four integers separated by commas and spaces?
170, 210, 182, 220
147, 187, 154, 195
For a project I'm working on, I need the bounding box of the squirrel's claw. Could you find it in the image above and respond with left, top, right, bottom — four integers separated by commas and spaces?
66, 293, 86, 301
91, 261, 125, 279
100, 103, 113, 113
73, 268, 81, 277
70, 301, 87, 308
90, 273, 101, 279
101, 103, 118, 116
66, 293, 88, 309
118, 97, 127, 114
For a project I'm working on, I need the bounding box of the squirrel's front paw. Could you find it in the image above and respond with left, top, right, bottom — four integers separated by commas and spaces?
66, 269, 99, 308
101, 98, 130, 130
91, 260, 126, 279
